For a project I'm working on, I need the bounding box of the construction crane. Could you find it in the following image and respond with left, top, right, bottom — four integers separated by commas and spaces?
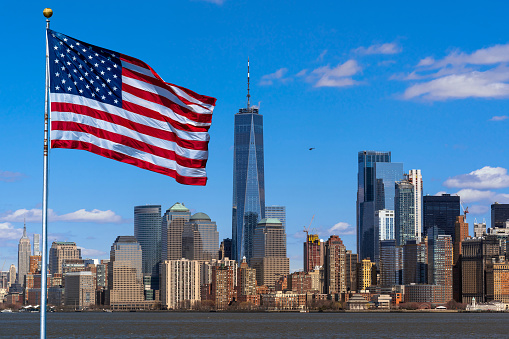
1, 260, 6, 272
303, 215, 315, 239
455, 194, 469, 220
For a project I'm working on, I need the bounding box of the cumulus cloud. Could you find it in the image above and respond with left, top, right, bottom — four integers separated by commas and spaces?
306, 60, 362, 88
490, 115, 508, 121
0, 222, 24, 240
444, 166, 509, 189
327, 222, 356, 235
454, 189, 509, 204
260, 68, 290, 86
316, 50, 328, 62
0, 208, 125, 223
400, 43, 509, 100
354, 43, 402, 55
0, 171, 26, 183
468, 205, 490, 215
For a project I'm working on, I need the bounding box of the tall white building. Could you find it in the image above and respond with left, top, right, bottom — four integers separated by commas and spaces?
408, 169, 423, 243
376, 209, 395, 241
160, 259, 201, 310
33, 234, 41, 256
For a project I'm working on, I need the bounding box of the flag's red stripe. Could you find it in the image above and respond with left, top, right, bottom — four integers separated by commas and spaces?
51, 140, 207, 186
51, 102, 209, 151
120, 55, 216, 107
52, 121, 208, 168
120, 100, 209, 133
122, 68, 213, 118
122, 82, 212, 125
166, 82, 217, 106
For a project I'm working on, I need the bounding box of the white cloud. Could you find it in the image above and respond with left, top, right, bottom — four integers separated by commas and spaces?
354, 43, 402, 55
0, 171, 25, 183
401, 43, 509, 101
468, 205, 490, 215
0, 222, 23, 240
444, 166, 509, 189
78, 247, 107, 258
490, 115, 509, 121
453, 189, 509, 204
403, 67, 509, 100
0, 208, 124, 223
316, 50, 328, 62
259, 68, 290, 86
327, 222, 356, 235
307, 60, 362, 88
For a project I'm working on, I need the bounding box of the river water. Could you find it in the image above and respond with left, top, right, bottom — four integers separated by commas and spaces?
0, 312, 506, 338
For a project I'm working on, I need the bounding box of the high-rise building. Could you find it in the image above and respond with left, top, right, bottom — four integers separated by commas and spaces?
107, 236, 145, 308
237, 257, 258, 304
395, 179, 415, 246
232, 64, 265, 262
408, 169, 423, 243
345, 251, 358, 292
491, 203, 509, 229
357, 258, 376, 291
161, 202, 191, 260
64, 271, 95, 308
33, 234, 41, 256
486, 261, 509, 303
265, 206, 286, 229
160, 259, 201, 309
402, 240, 427, 285
251, 218, 289, 288
356, 151, 396, 261
182, 212, 219, 261
17, 223, 31, 287
428, 227, 453, 302
8, 264, 16, 288
379, 240, 402, 287
423, 193, 460, 240
219, 238, 232, 260
49, 241, 81, 276
376, 209, 395, 241
461, 236, 500, 303
303, 234, 323, 273
323, 235, 346, 295
134, 205, 162, 277
453, 215, 470, 302
474, 221, 486, 238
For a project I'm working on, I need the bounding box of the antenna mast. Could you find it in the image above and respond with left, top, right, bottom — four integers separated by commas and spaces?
247, 58, 250, 109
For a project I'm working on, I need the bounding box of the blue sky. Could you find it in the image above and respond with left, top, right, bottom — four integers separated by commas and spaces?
1, 0, 509, 271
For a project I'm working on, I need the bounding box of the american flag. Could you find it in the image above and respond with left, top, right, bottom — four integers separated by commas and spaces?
47, 30, 216, 186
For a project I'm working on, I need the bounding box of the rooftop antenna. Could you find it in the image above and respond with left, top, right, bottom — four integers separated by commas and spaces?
247, 57, 251, 109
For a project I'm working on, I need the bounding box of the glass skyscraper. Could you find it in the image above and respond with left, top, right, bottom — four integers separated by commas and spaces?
232, 81, 265, 262
423, 193, 460, 240
134, 205, 162, 277
357, 151, 401, 262
395, 180, 415, 246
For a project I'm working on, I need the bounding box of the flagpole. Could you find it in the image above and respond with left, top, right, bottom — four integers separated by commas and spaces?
41, 7, 53, 339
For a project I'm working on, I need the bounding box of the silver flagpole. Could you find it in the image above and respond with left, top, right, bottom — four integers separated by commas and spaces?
41, 7, 53, 339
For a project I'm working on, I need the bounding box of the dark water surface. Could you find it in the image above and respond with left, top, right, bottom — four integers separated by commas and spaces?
1, 312, 507, 338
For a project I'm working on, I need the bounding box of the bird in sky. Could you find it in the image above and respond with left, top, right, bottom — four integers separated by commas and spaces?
309, 148, 315, 151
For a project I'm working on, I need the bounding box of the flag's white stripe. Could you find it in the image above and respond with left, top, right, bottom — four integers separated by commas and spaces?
50, 93, 210, 142
51, 130, 207, 178
122, 75, 212, 115
167, 83, 215, 112
121, 60, 156, 79
121, 60, 214, 112
122, 91, 211, 127
52, 112, 208, 160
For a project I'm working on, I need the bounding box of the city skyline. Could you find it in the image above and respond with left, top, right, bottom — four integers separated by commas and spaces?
1, 1, 509, 272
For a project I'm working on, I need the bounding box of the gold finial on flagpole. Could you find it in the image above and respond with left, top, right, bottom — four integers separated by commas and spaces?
43, 8, 53, 18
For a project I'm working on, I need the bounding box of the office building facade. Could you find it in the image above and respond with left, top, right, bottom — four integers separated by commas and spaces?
134, 205, 162, 277
265, 206, 286, 229
491, 203, 509, 229
49, 241, 82, 276
162, 203, 191, 260
18, 223, 31, 287
408, 169, 423, 243
395, 180, 415, 246
423, 194, 460, 240
182, 212, 219, 261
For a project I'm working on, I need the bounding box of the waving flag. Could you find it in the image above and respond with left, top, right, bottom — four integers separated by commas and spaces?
47, 30, 216, 185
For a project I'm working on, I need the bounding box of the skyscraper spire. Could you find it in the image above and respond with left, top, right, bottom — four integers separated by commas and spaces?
247, 57, 251, 109
23, 218, 27, 238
